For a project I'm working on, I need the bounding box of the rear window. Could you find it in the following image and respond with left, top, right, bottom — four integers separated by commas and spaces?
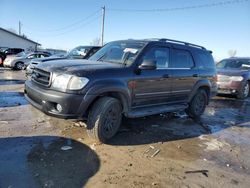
170, 49, 194, 68
195, 51, 215, 69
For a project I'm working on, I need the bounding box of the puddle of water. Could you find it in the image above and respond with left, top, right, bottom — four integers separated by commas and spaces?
0, 92, 28, 107
0, 136, 100, 188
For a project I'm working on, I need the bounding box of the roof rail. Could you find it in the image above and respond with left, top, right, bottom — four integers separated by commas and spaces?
159, 38, 206, 50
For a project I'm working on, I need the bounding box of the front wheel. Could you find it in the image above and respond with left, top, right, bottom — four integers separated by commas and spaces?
237, 82, 249, 99
186, 89, 208, 119
15, 62, 24, 70
87, 97, 122, 143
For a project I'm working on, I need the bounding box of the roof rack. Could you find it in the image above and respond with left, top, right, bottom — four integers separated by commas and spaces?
158, 38, 206, 50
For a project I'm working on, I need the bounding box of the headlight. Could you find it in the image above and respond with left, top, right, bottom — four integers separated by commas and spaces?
230, 76, 243, 81
52, 74, 89, 90
68, 76, 89, 90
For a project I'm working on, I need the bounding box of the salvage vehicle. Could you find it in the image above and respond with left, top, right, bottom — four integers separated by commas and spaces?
24, 38, 217, 143
216, 57, 250, 99
4, 51, 51, 70
26, 46, 100, 75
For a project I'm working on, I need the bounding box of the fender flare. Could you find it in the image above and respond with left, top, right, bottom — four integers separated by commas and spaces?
78, 80, 131, 117
188, 80, 211, 103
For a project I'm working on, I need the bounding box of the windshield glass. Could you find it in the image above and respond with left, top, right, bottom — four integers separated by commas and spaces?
67, 46, 90, 58
216, 59, 250, 69
16, 52, 26, 57
89, 41, 146, 65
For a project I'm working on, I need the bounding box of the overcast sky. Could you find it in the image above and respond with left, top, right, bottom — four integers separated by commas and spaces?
0, 0, 249, 60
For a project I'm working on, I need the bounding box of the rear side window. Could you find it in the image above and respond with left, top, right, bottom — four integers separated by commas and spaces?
196, 52, 215, 69
170, 49, 194, 68
14, 49, 22, 53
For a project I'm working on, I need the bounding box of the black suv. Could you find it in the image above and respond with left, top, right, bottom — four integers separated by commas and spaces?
24, 39, 217, 143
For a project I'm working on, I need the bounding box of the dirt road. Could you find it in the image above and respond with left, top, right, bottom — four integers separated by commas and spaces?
1, 68, 250, 188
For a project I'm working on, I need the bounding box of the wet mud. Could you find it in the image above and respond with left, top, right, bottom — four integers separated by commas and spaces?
1, 68, 250, 188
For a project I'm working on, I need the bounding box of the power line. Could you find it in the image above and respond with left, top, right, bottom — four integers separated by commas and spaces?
23, 9, 100, 33
107, 0, 249, 12
24, 14, 101, 38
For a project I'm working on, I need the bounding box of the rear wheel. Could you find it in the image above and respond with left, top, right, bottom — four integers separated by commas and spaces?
186, 89, 208, 119
15, 62, 24, 70
237, 82, 249, 99
87, 97, 122, 143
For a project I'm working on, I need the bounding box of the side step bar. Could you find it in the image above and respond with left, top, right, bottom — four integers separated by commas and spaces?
127, 104, 188, 118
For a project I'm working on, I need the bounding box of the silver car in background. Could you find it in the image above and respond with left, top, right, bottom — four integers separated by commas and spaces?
4, 51, 51, 70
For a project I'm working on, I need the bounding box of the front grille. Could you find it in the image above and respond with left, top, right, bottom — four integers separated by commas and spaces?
32, 68, 51, 87
217, 75, 230, 82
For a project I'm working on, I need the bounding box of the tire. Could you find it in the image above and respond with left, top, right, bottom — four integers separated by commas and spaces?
186, 89, 208, 119
14, 62, 24, 70
237, 82, 249, 99
87, 97, 122, 143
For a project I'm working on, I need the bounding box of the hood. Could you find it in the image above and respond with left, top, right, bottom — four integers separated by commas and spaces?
217, 68, 249, 76
36, 59, 122, 75
32, 56, 66, 63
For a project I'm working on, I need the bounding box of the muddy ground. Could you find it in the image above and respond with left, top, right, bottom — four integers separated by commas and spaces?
0, 67, 250, 188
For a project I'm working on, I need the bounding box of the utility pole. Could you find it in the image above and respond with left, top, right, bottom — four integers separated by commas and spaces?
19, 21, 22, 35
101, 6, 105, 46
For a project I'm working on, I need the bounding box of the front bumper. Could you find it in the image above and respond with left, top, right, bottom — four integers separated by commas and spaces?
24, 80, 90, 119
217, 81, 243, 95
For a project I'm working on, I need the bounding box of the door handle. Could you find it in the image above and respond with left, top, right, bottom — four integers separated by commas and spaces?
193, 74, 199, 77
162, 74, 170, 78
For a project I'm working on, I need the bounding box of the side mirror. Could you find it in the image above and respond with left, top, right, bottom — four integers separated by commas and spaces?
139, 60, 157, 70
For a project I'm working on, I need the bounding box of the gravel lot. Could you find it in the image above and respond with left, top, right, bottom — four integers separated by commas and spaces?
1, 67, 250, 188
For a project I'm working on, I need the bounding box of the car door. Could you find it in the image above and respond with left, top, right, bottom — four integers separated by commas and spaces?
131, 45, 172, 107
169, 48, 199, 102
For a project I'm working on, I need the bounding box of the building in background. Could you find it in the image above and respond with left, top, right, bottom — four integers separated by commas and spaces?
0, 27, 40, 52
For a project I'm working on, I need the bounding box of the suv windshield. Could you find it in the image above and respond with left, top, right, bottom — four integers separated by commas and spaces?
216, 59, 250, 69
67, 46, 90, 58
89, 41, 146, 65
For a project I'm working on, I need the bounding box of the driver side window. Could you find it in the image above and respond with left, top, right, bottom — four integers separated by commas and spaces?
141, 46, 170, 69
27, 54, 35, 59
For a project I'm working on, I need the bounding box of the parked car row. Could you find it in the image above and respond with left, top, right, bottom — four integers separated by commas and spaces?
1, 45, 101, 71
26, 45, 100, 75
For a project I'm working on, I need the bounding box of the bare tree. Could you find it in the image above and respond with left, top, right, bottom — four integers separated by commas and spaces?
228, 49, 237, 57
90, 38, 101, 46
